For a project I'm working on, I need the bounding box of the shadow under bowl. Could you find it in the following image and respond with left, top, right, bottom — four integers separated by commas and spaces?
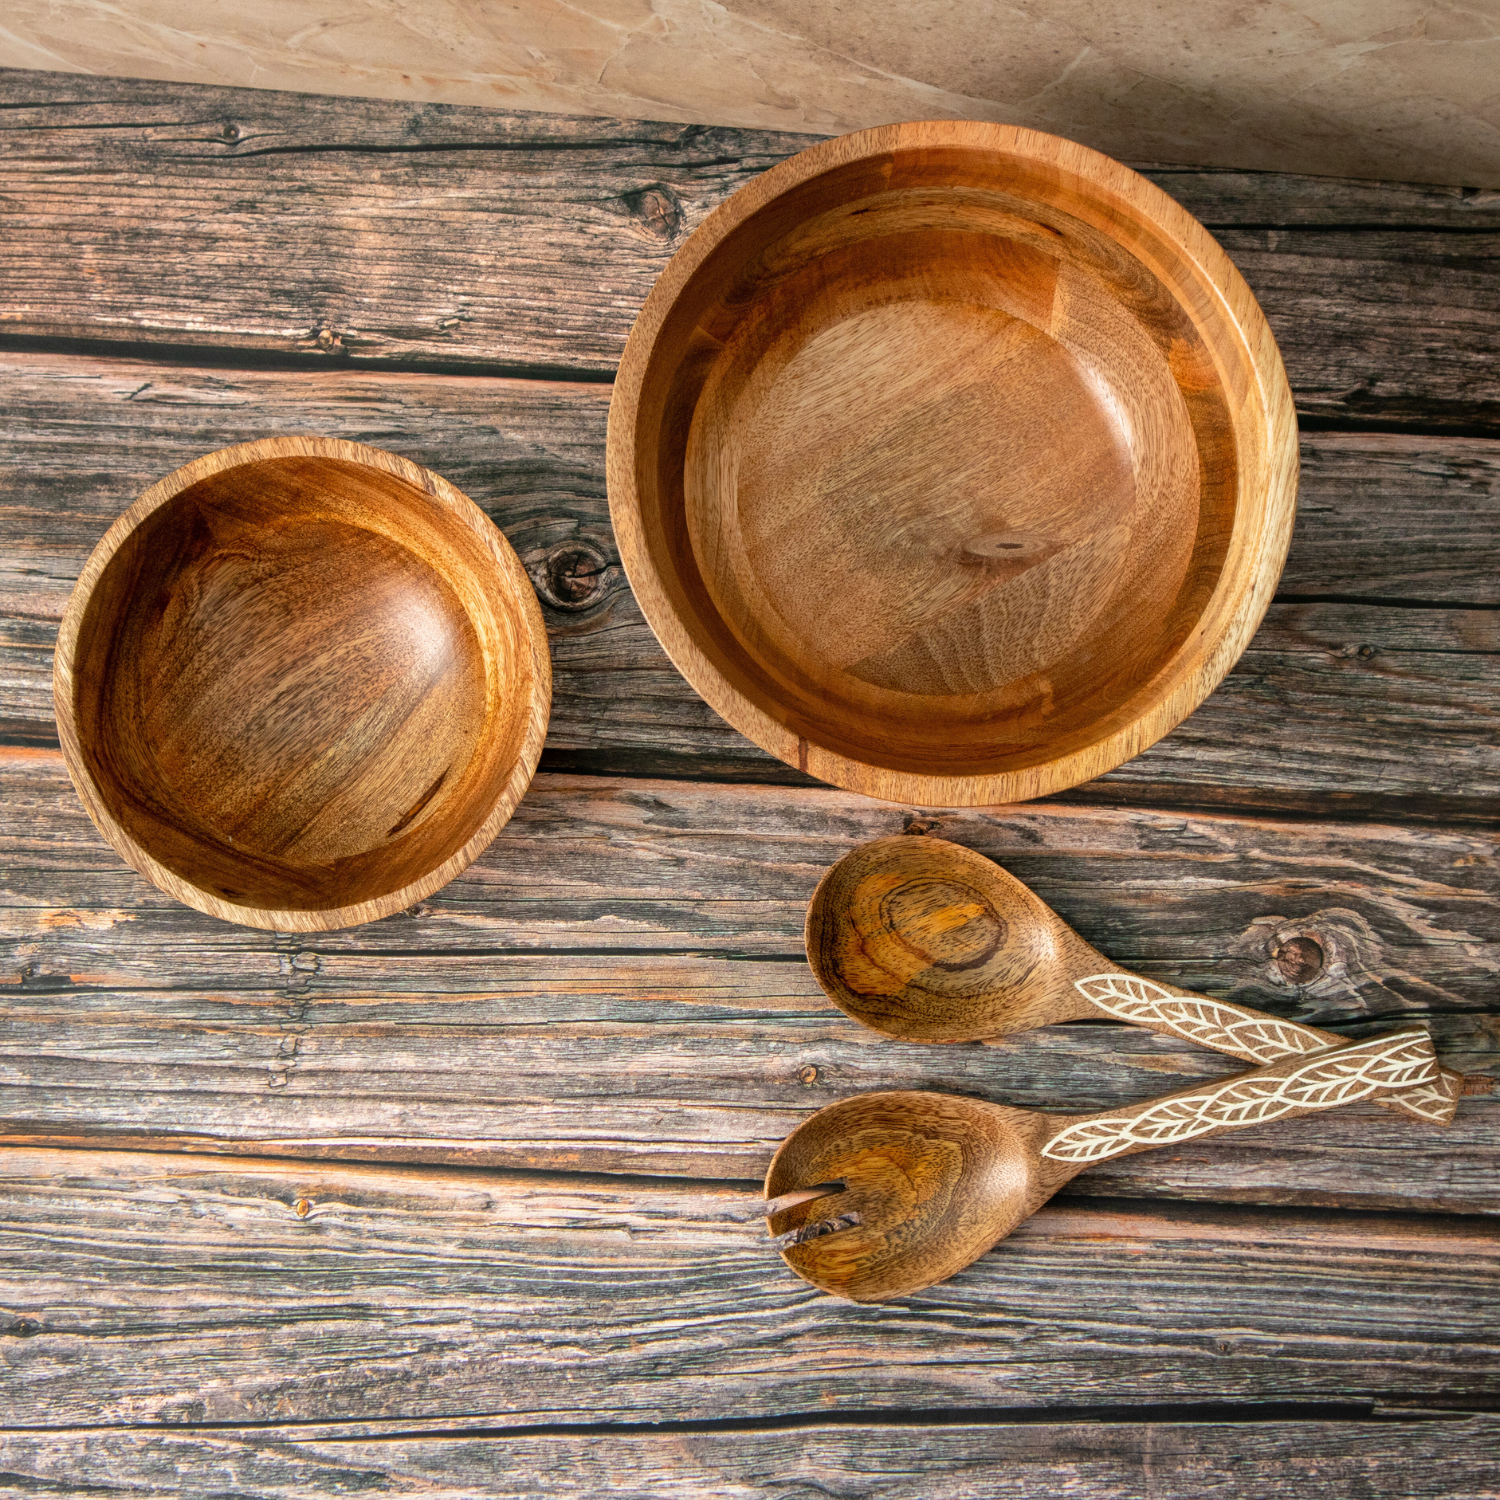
54, 438, 551, 930
608, 121, 1298, 806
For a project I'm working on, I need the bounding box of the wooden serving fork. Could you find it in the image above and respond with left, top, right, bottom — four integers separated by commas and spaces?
766, 1024, 1443, 1301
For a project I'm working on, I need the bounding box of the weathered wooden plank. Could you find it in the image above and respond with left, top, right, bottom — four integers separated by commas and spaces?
1214, 228, 1500, 431
1142, 166, 1500, 230
0, 1148, 1495, 1427
17, 598, 1500, 807
1099, 602, 1500, 807
0, 71, 1496, 428
4, 1029, 1493, 1207
1280, 432, 1500, 603
2, 355, 1497, 813
3, 357, 1496, 608
7, 72, 1500, 231
4, 758, 1495, 1202
1, 1416, 1497, 1499
0, 71, 802, 375
9, 756, 1498, 1012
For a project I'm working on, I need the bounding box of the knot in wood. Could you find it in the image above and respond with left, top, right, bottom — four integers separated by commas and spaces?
798, 1064, 819, 1086
963, 531, 1043, 561
221, 121, 242, 143
623, 185, 683, 244
313, 326, 343, 353
1271, 934, 1325, 985
534, 542, 611, 612
294, 1198, 312, 1218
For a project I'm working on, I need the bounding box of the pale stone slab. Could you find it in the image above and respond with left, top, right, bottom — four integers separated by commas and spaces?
0, 0, 1495, 187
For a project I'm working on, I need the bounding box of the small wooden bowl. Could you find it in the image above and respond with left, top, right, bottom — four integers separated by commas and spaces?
608, 123, 1298, 805
54, 438, 551, 930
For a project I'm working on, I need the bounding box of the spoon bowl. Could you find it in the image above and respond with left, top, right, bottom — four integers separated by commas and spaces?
806, 835, 1068, 1042
806, 836, 1461, 1124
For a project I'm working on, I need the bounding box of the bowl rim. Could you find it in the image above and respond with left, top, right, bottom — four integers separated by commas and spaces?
607, 119, 1299, 807
53, 435, 553, 931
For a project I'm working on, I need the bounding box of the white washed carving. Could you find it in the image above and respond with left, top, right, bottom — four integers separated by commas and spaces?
1043, 1029, 1438, 1164
1074, 972, 1456, 1125
1075, 973, 1327, 1063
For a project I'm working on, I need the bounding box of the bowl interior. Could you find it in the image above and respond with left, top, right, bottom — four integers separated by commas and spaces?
630, 143, 1259, 780
69, 454, 536, 916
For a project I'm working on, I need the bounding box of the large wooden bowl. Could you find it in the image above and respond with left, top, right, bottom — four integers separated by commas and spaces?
54, 438, 551, 930
608, 123, 1298, 805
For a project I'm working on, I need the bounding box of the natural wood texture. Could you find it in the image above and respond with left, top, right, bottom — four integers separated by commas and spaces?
1142, 168, 1500, 230
1, 65, 1497, 1465
768, 1029, 1440, 1299
0, 73, 1496, 433
1, 353, 1496, 819
1, 1416, 1497, 1499
1, 1146, 1497, 1427
1278, 432, 1500, 604
610, 122, 1299, 805
1212, 226, 1500, 432
52, 438, 550, 930
0, 70, 805, 376
1096, 602, 1500, 813
806, 835, 1461, 1120
4, 758, 1495, 1207
1, 355, 1494, 615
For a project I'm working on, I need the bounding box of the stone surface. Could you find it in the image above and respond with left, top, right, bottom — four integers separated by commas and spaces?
1, 0, 1496, 187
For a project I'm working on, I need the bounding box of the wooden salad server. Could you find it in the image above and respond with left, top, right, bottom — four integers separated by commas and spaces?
765, 1024, 1441, 1301
805, 836, 1461, 1125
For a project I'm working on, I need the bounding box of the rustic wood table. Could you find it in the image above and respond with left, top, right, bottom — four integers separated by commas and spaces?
1, 68, 1497, 1496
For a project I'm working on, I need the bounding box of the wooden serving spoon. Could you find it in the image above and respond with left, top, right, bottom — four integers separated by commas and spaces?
805, 836, 1461, 1126
766, 1024, 1440, 1301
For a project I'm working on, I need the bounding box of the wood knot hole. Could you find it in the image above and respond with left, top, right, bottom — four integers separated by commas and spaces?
1271, 935, 1325, 985
221, 122, 242, 143
623, 185, 683, 243
534, 542, 611, 611
964, 532, 1043, 562
294, 1198, 312, 1218
798, 1065, 819, 1086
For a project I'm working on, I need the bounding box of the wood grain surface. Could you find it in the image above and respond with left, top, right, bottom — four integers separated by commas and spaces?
1, 63, 1497, 1486
0, 72, 1496, 431
0, 1147, 1496, 1428
1, 355, 1495, 821
4, 759, 1495, 1204
1, 1417, 1496, 1500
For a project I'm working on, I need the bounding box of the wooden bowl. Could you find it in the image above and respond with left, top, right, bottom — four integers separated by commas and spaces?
608, 123, 1298, 805
54, 438, 551, 930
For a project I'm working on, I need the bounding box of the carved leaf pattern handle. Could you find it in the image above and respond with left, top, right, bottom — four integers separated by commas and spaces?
1074, 973, 1458, 1126
1042, 1025, 1440, 1164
